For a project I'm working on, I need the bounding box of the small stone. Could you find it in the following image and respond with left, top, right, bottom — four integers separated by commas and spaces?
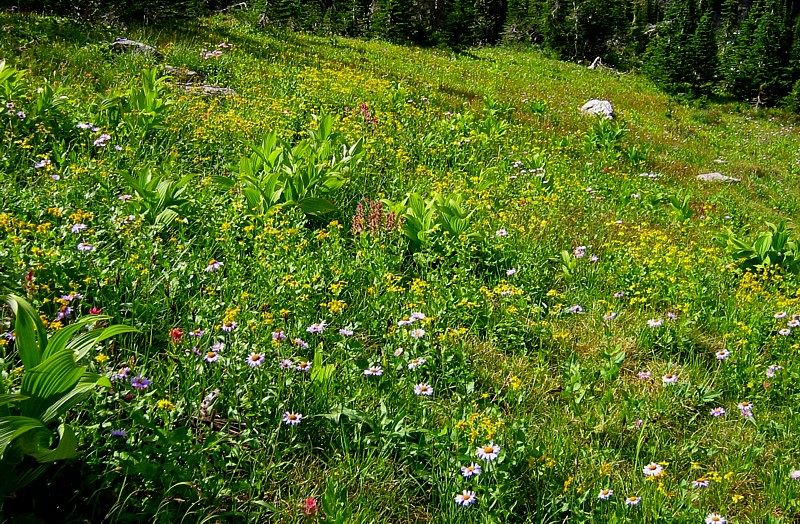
178, 84, 237, 97
581, 99, 614, 119
697, 172, 740, 182
164, 65, 206, 83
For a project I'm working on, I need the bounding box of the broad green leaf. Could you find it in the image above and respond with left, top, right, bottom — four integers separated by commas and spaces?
0, 394, 29, 407
68, 324, 138, 362
298, 197, 336, 215
39, 373, 110, 424
211, 175, 236, 188
21, 350, 85, 419
0, 416, 47, 458
29, 424, 77, 463
4, 295, 48, 368
753, 235, 772, 259
42, 315, 106, 361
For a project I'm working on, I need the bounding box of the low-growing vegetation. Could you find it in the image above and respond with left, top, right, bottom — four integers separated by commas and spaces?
2, 8, 800, 523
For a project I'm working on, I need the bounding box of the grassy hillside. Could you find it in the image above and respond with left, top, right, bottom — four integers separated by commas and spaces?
2, 10, 800, 523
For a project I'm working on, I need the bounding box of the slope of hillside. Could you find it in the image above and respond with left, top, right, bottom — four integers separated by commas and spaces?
2, 10, 800, 523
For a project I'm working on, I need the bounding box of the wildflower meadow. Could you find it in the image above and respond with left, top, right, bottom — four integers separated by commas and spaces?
2, 8, 800, 524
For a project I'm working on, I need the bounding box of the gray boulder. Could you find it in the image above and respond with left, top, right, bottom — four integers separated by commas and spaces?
697, 172, 740, 183
109, 38, 158, 56
581, 99, 614, 119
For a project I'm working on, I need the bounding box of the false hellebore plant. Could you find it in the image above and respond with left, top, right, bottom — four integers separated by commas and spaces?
0, 295, 137, 497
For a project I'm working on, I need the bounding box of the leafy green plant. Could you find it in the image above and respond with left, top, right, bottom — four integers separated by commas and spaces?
122, 68, 173, 139
216, 114, 363, 219
584, 116, 628, 153
0, 60, 26, 105
722, 221, 800, 273
389, 192, 482, 253
475, 115, 511, 139
484, 96, 514, 119
122, 167, 194, 228
667, 194, 695, 222
522, 98, 548, 115
0, 295, 137, 497
282, 114, 363, 216
621, 144, 651, 166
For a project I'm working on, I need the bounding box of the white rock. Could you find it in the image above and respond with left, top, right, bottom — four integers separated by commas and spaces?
697, 172, 740, 182
581, 99, 614, 119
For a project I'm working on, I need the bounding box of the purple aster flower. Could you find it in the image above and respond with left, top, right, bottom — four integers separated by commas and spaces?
282, 412, 303, 425
93, 133, 111, 147
110, 429, 128, 438
246, 352, 265, 367
766, 365, 783, 378
294, 338, 309, 349
55, 306, 73, 321
204, 259, 223, 272
306, 321, 327, 334
130, 374, 152, 390
461, 463, 482, 478
339, 328, 354, 337
272, 330, 287, 341
111, 367, 130, 381
410, 328, 425, 339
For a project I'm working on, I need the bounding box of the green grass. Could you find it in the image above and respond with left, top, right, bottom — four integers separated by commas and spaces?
2, 9, 800, 523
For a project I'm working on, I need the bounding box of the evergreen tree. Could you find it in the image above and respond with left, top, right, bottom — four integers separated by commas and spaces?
721, 0, 739, 36
693, 9, 719, 93
370, 0, 416, 43
727, 0, 790, 104
644, 0, 700, 93
504, 0, 538, 42
440, 0, 478, 48
474, 0, 508, 45
790, 14, 800, 81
